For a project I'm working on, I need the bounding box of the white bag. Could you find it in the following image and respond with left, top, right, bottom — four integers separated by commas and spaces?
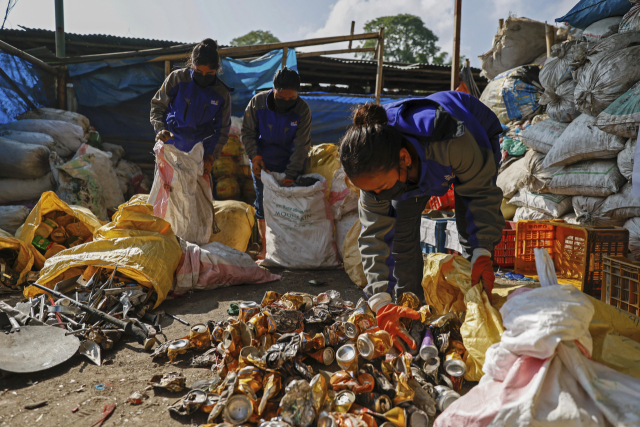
0, 137, 51, 179
539, 41, 579, 90
542, 114, 626, 168
538, 79, 581, 123
0, 119, 85, 156
335, 211, 358, 259
520, 119, 568, 154
0, 173, 55, 204
624, 217, 640, 260
508, 190, 573, 217
74, 144, 125, 210
572, 195, 624, 226
581, 16, 622, 42
0, 130, 56, 152
523, 150, 561, 194
548, 159, 626, 197
261, 171, 339, 269
571, 32, 640, 81
513, 206, 554, 221
617, 137, 636, 180
148, 141, 214, 245
496, 156, 529, 199
330, 168, 359, 220
561, 212, 581, 224
0, 206, 30, 235
102, 142, 125, 166
619, 4, 640, 33
601, 182, 640, 220
18, 108, 90, 132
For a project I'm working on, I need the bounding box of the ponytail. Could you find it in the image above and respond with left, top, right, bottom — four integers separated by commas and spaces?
187, 38, 221, 72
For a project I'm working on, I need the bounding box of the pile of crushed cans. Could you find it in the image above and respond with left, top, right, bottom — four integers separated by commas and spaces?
147, 289, 467, 427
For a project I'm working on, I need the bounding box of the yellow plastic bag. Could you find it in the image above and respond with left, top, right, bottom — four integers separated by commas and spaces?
209, 200, 255, 252
304, 143, 341, 198
25, 201, 181, 308
422, 253, 505, 381
0, 228, 34, 285
500, 197, 517, 220
18, 191, 103, 270
342, 219, 367, 288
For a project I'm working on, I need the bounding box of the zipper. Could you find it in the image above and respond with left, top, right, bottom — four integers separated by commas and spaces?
200, 104, 209, 124
183, 98, 190, 122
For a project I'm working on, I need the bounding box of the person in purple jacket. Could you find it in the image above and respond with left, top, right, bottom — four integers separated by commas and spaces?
339, 91, 505, 304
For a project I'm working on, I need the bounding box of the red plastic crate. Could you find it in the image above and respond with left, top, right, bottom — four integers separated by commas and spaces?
494, 221, 517, 267
428, 186, 455, 210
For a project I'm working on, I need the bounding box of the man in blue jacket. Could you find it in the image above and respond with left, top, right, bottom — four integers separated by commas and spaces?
242, 68, 312, 260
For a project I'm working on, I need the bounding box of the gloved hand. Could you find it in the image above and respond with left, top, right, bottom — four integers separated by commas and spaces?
470, 248, 495, 303
203, 154, 215, 177
252, 155, 266, 178
376, 304, 421, 352
283, 178, 294, 187
156, 130, 174, 142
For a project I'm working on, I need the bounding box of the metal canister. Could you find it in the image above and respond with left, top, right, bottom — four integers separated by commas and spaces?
434, 385, 460, 412
238, 346, 259, 368
223, 319, 244, 356
357, 330, 393, 360
248, 310, 276, 338
443, 349, 467, 378
419, 327, 439, 360
422, 356, 440, 382
238, 301, 260, 322
324, 322, 348, 347
346, 300, 377, 337
334, 390, 356, 413
222, 394, 253, 425
301, 332, 326, 353
32, 234, 53, 253
211, 325, 225, 343
189, 323, 211, 350
428, 311, 458, 328
167, 339, 190, 362
261, 291, 280, 307
308, 347, 335, 366
335, 344, 358, 372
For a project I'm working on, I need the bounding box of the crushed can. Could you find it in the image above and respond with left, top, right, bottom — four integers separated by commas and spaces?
334, 390, 356, 413
189, 323, 211, 350
419, 327, 439, 360
434, 385, 460, 412
308, 347, 335, 366
166, 339, 190, 362
443, 349, 467, 378
238, 301, 260, 322
357, 330, 393, 360
261, 291, 281, 307
222, 394, 253, 425
335, 344, 358, 372
345, 299, 377, 338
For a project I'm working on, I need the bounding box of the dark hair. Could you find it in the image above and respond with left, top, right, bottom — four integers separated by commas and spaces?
339, 103, 405, 179
273, 67, 300, 91
187, 38, 220, 71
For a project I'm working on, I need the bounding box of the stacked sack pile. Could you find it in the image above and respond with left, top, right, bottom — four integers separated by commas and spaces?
490, 0, 640, 261
212, 116, 255, 203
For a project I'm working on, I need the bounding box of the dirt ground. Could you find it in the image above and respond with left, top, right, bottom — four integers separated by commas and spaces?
0, 267, 366, 427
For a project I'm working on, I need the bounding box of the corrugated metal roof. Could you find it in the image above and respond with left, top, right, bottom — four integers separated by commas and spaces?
300, 55, 482, 73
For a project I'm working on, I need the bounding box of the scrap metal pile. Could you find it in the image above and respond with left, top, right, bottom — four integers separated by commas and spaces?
149, 290, 468, 427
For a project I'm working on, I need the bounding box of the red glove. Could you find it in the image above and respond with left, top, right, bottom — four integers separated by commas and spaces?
203, 154, 215, 177
252, 156, 266, 178
376, 304, 421, 352
283, 179, 294, 187
471, 248, 495, 303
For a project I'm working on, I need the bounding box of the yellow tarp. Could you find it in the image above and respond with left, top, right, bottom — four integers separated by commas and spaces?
209, 200, 255, 252
422, 253, 505, 382
25, 200, 181, 308
18, 192, 103, 270
304, 143, 340, 198
0, 228, 34, 285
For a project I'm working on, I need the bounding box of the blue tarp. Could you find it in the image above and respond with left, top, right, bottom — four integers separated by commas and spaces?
555, 0, 633, 29
0, 51, 56, 124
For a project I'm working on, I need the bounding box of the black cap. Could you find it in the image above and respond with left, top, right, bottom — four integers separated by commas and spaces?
273, 67, 300, 91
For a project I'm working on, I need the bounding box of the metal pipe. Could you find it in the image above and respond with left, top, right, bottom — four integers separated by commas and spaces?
451, 0, 462, 91
54, 0, 65, 58
374, 28, 385, 105
0, 39, 60, 74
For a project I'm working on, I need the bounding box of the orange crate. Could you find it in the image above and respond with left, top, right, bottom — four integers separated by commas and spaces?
515, 220, 629, 296
601, 256, 640, 316
495, 221, 517, 267
428, 187, 455, 210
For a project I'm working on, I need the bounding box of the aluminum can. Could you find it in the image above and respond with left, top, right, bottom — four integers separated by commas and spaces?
357, 330, 393, 360
238, 301, 260, 322
419, 327, 439, 360
334, 390, 356, 413
189, 323, 211, 350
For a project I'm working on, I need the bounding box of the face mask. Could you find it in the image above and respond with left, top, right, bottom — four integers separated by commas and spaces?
370, 179, 407, 201
193, 71, 216, 87
274, 97, 297, 112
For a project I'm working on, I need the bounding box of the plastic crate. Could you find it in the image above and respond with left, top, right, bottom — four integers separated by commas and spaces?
514, 220, 629, 297
601, 256, 640, 316
420, 217, 453, 254
494, 221, 517, 267
428, 187, 455, 211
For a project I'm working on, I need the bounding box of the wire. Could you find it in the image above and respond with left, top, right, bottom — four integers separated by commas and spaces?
0, 0, 18, 31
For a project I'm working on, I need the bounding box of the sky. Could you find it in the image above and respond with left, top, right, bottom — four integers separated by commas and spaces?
2, 0, 578, 67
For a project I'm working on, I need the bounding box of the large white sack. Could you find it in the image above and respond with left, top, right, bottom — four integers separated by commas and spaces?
508, 190, 573, 217
261, 171, 339, 269
0, 119, 85, 156
148, 141, 214, 245
581, 16, 622, 42
571, 32, 640, 81
335, 211, 358, 260
575, 45, 640, 117
513, 206, 554, 221
595, 80, 640, 139
539, 41, 580, 90
496, 156, 529, 199
102, 142, 125, 166
617, 137, 636, 180
520, 119, 568, 154
623, 217, 640, 260
0, 130, 56, 152
0, 173, 55, 204
18, 108, 90, 132
561, 212, 580, 224
174, 240, 281, 295
542, 113, 626, 168
538, 79, 581, 123
572, 195, 625, 226
523, 150, 562, 194
330, 168, 359, 220
73, 144, 125, 210
0, 206, 30, 235
115, 159, 144, 198
601, 182, 640, 220
548, 159, 626, 197
618, 4, 640, 34
0, 137, 50, 179
478, 17, 550, 81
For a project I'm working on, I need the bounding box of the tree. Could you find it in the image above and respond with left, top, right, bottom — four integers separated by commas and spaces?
358, 14, 440, 64
230, 30, 280, 47
431, 52, 468, 66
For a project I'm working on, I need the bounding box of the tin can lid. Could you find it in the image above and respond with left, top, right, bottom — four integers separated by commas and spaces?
423, 356, 440, 374
335, 390, 356, 405
239, 301, 258, 309
224, 394, 253, 424
322, 347, 335, 365
222, 330, 233, 349
419, 344, 439, 361
168, 339, 190, 350
444, 358, 467, 377
344, 322, 359, 339
336, 344, 357, 363
356, 334, 375, 359
437, 390, 460, 411
191, 324, 208, 334
368, 293, 392, 314
439, 373, 454, 389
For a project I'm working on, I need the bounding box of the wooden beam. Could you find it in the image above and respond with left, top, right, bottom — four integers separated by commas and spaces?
0, 67, 37, 109
348, 21, 355, 49
451, 0, 462, 90
374, 28, 385, 105
296, 47, 375, 58
164, 60, 171, 78
282, 47, 288, 68
545, 23, 554, 57
0, 39, 60, 74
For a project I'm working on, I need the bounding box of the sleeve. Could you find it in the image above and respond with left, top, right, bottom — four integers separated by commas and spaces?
150, 71, 180, 133
358, 190, 396, 296
241, 97, 260, 159
284, 105, 312, 179
426, 129, 505, 250
207, 89, 232, 157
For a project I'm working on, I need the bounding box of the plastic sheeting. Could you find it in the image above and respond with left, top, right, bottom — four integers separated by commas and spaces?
0, 228, 33, 285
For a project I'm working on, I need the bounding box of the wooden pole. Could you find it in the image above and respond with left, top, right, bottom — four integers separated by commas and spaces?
57, 69, 66, 110
348, 21, 355, 49
374, 28, 385, 105
0, 67, 37, 109
545, 23, 554, 57
296, 47, 375, 58
0, 40, 60, 74
164, 60, 171, 78
54, 0, 65, 58
451, 0, 462, 91
499, 18, 504, 30
282, 47, 288, 68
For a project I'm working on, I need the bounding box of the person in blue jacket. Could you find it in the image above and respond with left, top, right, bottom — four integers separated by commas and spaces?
150, 38, 233, 178
339, 91, 505, 303
242, 68, 312, 260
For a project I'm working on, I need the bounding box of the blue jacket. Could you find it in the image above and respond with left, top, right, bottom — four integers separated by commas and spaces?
241, 90, 312, 179
150, 68, 233, 156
